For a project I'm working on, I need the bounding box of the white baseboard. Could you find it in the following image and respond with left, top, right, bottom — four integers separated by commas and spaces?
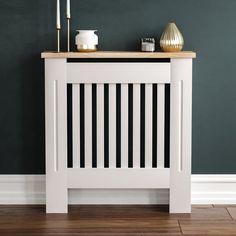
191, 175, 236, 204
0, 175, 236, 204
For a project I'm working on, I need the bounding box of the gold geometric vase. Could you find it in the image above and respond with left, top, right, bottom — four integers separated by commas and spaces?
160, 23, 184, 52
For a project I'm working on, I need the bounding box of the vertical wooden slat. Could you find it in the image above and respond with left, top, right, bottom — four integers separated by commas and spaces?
72, 84, 80, 168
97, 84, 104, 168
121, 84, 129, 168
133, 84, 140, 168
109, 84, 116, 168
84, 84, 92, 168
157, 84, 165, 168
145, 84, 153, 168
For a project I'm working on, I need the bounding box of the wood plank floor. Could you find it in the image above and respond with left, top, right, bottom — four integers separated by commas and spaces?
0, 205, 236, 235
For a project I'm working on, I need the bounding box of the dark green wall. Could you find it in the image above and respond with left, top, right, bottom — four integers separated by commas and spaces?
0, 0, 236, 174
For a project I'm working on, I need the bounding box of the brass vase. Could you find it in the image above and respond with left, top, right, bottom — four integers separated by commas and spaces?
160, 23, 184, 52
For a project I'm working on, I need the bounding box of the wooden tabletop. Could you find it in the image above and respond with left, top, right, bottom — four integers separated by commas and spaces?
41, 51, 196, 59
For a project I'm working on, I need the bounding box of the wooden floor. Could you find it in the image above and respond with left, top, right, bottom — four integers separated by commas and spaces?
0, 205, 236, 235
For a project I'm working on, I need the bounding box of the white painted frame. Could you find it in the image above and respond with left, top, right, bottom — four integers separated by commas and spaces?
45, 59, 68, 213
44, 58, 192, 213
169, 59, 192, 213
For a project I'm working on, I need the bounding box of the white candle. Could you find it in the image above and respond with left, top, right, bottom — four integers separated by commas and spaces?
66, 0, 71, 19
56, 0, 61, 29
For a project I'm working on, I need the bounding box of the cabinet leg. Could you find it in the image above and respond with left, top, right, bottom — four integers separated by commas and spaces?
45, 59, 68, 213
46, 178, 68, 213
169, 59, 192, 213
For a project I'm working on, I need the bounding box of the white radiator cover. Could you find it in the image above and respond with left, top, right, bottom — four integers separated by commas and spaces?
0, 175, 235, 204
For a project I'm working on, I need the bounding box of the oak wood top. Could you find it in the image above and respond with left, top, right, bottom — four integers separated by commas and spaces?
41, 51, 196, 59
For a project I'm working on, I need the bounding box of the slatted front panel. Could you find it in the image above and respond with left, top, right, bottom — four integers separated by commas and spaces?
70, 83, 168, 169
67, 62, 170, 171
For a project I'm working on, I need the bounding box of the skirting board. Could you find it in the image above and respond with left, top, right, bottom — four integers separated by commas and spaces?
0, 175, 236, 204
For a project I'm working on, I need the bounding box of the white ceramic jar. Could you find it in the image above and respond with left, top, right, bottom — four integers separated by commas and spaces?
75, 30, 98, 52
